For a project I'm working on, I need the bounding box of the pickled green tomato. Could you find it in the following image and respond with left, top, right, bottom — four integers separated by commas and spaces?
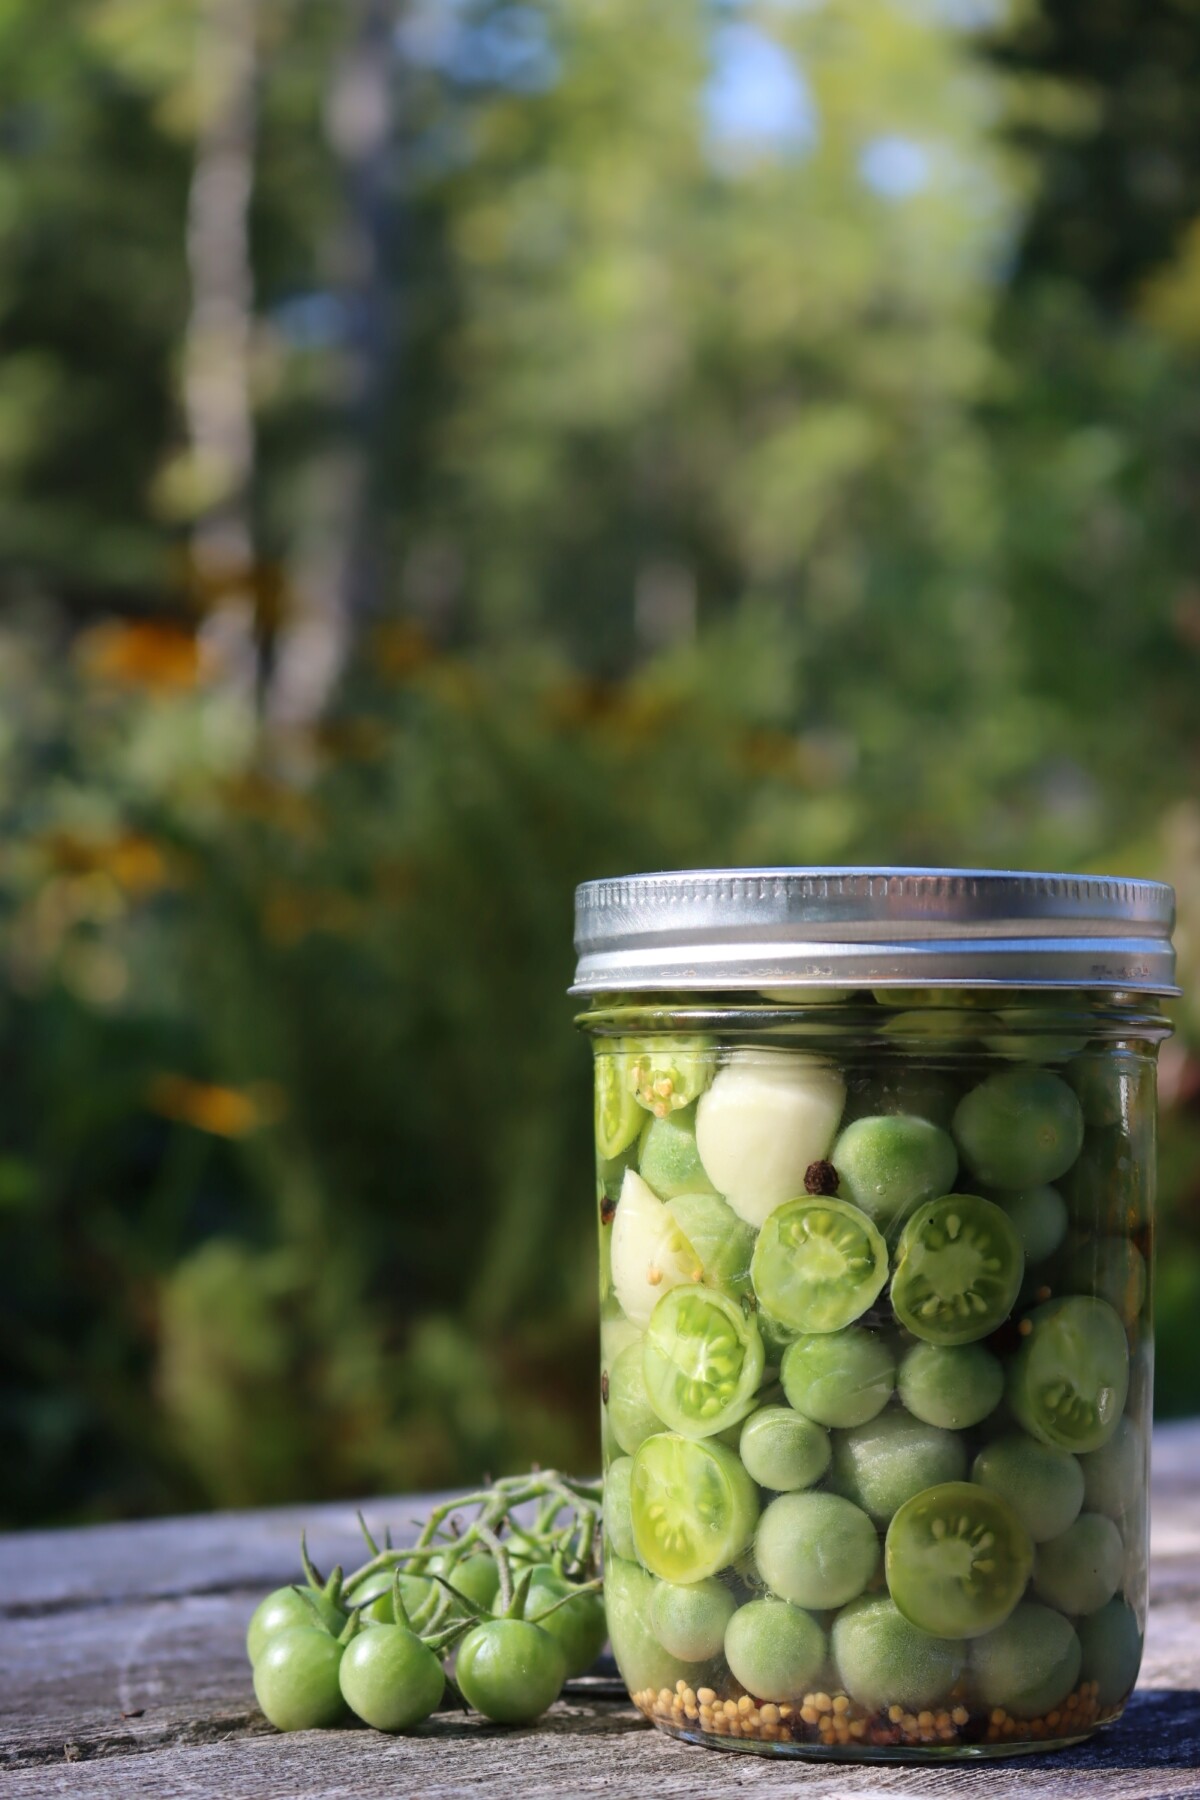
650, 1577, 737, 1662
595, 1045, 642, 1160
607, 1342, 664, 1456
890, 1195, 1024, 1345
988, 1185, 1068, 1264
832, 1596, 965, 1713
970, 1432, 1084, 1543
738, 1405, 831, 1492
642, 1285, 764, 1438
630, 1433, 760, 1583
952, 1069, 1084, 1189
780, 1328, 894, 1427
755, 1491, 879, 1609
831, 1410, 967, 1525
667, 1192, 756, 1300
751, 1197, 888, 1334
897, 1341, 1004, 1430
831, 1113, 958, 1234
605, 1555, 711, 1695
1077, 1598, 1143, 1707
638, 1106, 718, 1200
1007, 1296, 1129, 1452
1065, 1235, 1147, 1326
723, 1599, 826, 1702
969, 1603, 1082, 1719
628, 1035, 714, 1118
694, 1054, 847, 1228
1033, 1513, 1124, 1616
885, 1482, 1033, 1640
1079, 1417, 1143, 1520
604, 1456, 639, 1562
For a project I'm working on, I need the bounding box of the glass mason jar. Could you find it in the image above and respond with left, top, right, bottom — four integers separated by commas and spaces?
573, 869, 1177, 1761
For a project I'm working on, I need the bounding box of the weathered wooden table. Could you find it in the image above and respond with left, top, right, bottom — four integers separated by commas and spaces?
3, 1421, 1198, 1798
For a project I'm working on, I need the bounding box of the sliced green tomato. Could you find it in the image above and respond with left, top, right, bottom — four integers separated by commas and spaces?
752, 1197, 888, 1334
890, 1193, 1024, 1346
611, 1169, 702, 1328
642, 1286, 764, 1439
885, 1481, 1033, 1641
595, 1044, 642, 1159
630, 1433, 760, 1583
628, 1035, 715, 1118
1007, 1295, 1130, 1453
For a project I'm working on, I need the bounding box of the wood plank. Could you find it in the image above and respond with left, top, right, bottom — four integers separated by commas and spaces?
1, 1422, 1197, 1794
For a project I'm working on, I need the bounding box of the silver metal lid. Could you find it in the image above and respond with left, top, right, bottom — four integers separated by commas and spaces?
571, 867, 1179, 996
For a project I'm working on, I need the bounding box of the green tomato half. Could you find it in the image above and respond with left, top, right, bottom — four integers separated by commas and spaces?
642, 1285, 764, 1439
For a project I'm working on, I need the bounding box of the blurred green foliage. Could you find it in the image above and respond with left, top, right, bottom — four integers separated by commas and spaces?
1, 0, 1199, 1525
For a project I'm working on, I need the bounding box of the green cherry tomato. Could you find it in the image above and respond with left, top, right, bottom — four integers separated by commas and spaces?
650, 1576, 736, 1662
738, 1405, 831, 1492
755, 1491, 879, 1610
897, 1340, 1004, 1430
970, 1431, 1084, 1543
455, 1618, 567, 1725
358, 1569, 442, 1628
1033, 1513, 1124, 1616
519, 1567, 609, 1678
987, 1184, 1069, 1264
247, 1585, 345, 1665
638, 1106, 718, 1199
253, 1625, 348, 1731
831, 1113, 958, 1234
890, 1193, 1024, 1346
607, 1341, 665, 1456
833, 1594, 964, 1713
1076, 1598, 1143, 1707
595, 1044, 642, 1159
642, 1285, 764, 1439
885, 1481, 1033, 1641
723, 1598, 826, 1702
751, 1197, 888, 1334
630, 1433, 760, 1583
779, 1327, 895, 1428
604, 1554, 712, 1695
434, 1550, 502, 1613
605, 1456, 639, 1562
1079, 1417, 1143, 1521
830, 1410, 967, 1526
339, 1621, 445, 1731
969, 1602, 1081, 1719
1007, 1295, 1130, 1453
952, 1069, 1084, 1189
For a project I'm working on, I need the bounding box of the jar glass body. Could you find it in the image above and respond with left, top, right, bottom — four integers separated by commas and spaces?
585, 989, 1163, 1761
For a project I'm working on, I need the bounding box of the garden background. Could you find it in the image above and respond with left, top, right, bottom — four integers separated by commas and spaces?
2, 0, 1200, 1527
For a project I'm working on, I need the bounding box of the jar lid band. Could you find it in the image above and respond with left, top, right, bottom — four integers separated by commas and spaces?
570, 867, 1179, 996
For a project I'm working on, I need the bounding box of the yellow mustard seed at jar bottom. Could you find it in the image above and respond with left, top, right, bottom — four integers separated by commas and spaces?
631, 1683, 1116, 1753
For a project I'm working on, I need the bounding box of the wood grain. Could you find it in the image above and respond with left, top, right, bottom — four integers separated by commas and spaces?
2, 1423, 1197, 1797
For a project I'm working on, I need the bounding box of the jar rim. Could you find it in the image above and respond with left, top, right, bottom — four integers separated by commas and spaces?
570, 866, 1179, 997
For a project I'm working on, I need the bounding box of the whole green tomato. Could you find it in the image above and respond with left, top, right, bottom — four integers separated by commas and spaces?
456, 1618, 567, 1725
253, 1625, 347, 1731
